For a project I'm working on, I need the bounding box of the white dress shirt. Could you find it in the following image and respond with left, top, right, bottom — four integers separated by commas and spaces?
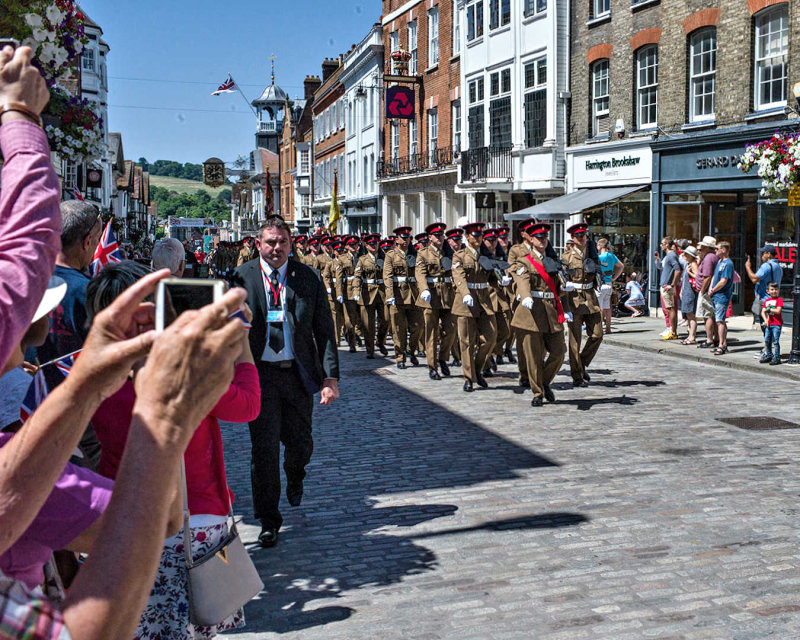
259, 257, 296, 362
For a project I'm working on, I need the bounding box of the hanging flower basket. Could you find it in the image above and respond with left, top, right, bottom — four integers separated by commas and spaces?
44, 86, 104, 165
738, 131, 800, 202
21, 1, 88, 83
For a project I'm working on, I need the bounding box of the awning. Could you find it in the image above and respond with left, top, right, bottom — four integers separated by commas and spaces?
505, 186, 646, 221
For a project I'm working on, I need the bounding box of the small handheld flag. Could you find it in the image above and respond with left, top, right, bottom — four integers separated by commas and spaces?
90, 221, 122, 277
19, 370, 48, 423
229, 310, 252, 329
212, 74, 237, 96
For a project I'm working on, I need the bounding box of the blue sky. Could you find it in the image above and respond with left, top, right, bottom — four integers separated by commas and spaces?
79, 0, 379, 165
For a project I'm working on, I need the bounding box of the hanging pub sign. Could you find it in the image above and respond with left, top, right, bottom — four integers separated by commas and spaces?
202, 157, 226, 188
385, 86, 415, 120
86, 168, 103, 189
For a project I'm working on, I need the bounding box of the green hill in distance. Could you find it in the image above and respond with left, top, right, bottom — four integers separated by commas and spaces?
149, 175, 227, 197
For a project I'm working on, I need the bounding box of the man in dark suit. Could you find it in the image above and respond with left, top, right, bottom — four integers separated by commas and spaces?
234, 216, 340, 548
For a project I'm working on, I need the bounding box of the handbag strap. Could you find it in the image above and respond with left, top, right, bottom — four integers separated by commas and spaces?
180, 459, 238, 570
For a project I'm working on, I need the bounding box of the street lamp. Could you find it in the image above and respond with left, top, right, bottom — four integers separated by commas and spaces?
789, 82, 800, 365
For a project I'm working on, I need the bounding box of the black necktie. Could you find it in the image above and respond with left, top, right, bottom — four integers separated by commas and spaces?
268, 270, 285, 354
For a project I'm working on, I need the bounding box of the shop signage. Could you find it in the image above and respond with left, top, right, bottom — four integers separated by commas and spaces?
475, 192, 496, 209
696, 155, 741, 170
385, 86, 415, 120
585, 155, 641, 171
569, 144, 653, 188
788, 186, 800, 206
775, 242, 797, 269
168, 217, 217, 228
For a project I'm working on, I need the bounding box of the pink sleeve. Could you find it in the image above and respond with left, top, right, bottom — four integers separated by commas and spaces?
209, 363, 262, 422
0, 121, 61, 370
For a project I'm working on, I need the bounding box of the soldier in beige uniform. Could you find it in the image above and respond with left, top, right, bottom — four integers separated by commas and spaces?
451, 222, 497, 392
445, 227, 464, 366
353, 233, 389, 358
506, 218, 540, 387
323, 238, 346, 345
495, 226, 518, 365
334, 235, 362, 352
383, 226, 423, 369
510, 221, 568, 407
562, 222, 603, 387
481, 227, 512, 377
305, 235, 322, 269
415, 222, 457, 380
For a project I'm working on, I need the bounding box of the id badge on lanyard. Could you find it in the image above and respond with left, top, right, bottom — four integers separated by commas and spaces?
262, 264, 287, 323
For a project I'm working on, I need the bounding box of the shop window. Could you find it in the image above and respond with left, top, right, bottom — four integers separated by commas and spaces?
591, 59, 610, 137
467, 0, 484, 42
636, 46, 658, 130
524, 0, 546, 18
754, 5, 788, 111
689, 28, 716, 122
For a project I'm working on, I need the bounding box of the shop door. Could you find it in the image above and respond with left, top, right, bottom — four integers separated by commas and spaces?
712, 205, 757, 316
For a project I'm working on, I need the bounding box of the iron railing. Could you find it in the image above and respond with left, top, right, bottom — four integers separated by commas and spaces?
377, 145, 458, 179
460, 146, 513, 182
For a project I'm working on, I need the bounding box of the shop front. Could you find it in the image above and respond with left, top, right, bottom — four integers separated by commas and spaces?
652, 123, 797, 317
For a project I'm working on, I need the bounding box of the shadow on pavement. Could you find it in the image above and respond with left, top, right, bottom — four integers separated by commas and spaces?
410, 512, 589, 539
556, 395, 639, 411
221, 351, 567, 636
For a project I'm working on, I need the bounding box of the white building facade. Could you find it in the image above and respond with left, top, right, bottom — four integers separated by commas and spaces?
340, 24, 384, 233
455, 0, 569, 226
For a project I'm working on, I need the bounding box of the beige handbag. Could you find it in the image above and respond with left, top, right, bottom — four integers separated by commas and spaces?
181, 462, 264, 627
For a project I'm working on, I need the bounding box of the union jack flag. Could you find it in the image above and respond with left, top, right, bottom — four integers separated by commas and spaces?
54, 355, 75, 377
212, 74, 236, 96
72, 182, 85, 201
19, 370, 48, 423
90, 220, 122, 276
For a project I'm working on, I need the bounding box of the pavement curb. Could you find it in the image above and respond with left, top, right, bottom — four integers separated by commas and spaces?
603, 334, 800, 382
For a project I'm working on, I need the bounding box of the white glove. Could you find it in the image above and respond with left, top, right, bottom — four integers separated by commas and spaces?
337, 296, 344, 303
600, 284, 612, 292
501, 276, 512, 287
564, 311, 574, 323
421, 289, 432, 303
386, 297, 396, 306
564, 282, 578, 291
463, 294, 474, 307
353, 295, 360, 302
521, 297, 533, 310
326, 288, 332, 294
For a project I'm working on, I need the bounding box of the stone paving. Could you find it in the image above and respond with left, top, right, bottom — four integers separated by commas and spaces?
221, 341, 800, 640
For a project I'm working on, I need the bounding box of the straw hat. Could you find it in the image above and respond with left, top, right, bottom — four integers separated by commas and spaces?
682, 245, 698, 259
697, 235, 717, 249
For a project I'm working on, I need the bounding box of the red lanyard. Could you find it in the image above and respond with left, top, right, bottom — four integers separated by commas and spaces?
260, 262, 288, 307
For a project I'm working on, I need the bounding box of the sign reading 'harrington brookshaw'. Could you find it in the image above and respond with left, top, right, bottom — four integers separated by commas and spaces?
585, 156, 641, 171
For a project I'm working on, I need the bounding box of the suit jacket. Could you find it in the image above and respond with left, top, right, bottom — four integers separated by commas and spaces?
233, 259, 340, 395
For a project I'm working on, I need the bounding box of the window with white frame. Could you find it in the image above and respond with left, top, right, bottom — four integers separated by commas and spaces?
409, 118, 418, 156
524, 0, 546, 18
300, 149, 310, 174
689, 28, 716, 122
591, 59, 610, 136
592, 0, 609, 18
489, 68, 511, 148
390, 30, 399, 72
428, 8, 439, 66
363, 155, 368, 192
467, 0, 484, 42
453, 10, 461, 56
391, 122, 400, 160
452, 100, 462, 152
524, 58, 547, 148
408, 20, 418, 75
636, 45, 658, 129
369, 153, 375, 189
468, 77, 485, 149
428, 108, 438, 161
754, 6, 788, 111
82, 48, 95, 72
489, 0, 510, 29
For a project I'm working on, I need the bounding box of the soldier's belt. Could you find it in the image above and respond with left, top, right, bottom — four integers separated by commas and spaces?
365, 278, 383, 284
393, 276, 417, 283
572, 283, 594, 290
530, 291, 555, 299
346, 276, 355, 281
467, 282, 489, 290
426, 277, 453, 283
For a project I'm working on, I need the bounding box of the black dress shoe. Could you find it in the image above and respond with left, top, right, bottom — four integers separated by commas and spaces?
452, 358, 461, 367
409, 353, 420, 367
489, 356, 498, 372
505, 348, 517, 364
543, 385, 555, 402
439, 360, 451, 377
429, 369, 441, 380
531, 396, 543, 407
397, 361, 406, 370
496, 355, 505, 366
583, 372, 591, 382
366, 353, 375, 359
258, 526, 279, 548
286, 480, 303, 506
573, 379, 588, 388
463, 379, 474, 392
520, 377, 530, 388
378, 344, 388, 356
481, 368, 493, 378
349, 345, 357, 353
476, 373, 488, 389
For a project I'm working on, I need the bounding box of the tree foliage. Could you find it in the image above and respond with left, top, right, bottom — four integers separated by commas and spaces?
139, 158, 204, 181
149, 185, 231, 225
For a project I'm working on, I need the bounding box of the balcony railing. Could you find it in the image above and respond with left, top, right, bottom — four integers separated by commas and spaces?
460, 147, 513, 182
377, 145, 458, 179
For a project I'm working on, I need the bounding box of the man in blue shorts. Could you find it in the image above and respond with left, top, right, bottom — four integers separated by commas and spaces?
708, 241, 734, 355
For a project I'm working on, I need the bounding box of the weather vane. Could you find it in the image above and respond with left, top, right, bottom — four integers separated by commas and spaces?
269, 54, 276, 84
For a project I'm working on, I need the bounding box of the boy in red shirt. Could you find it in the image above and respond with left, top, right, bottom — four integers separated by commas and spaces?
760, 282, 783, 365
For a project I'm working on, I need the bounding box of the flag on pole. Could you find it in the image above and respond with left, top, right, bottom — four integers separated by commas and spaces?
72, 183, 85, 201
90, 220, 122, 276
54, 355, 75, 377
265, 169, 274, 216
328, 170, 341, 233
212, 74, 237, 96
19, 370, 48, 423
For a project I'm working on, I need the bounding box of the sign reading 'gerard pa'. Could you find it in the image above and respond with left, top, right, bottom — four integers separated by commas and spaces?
385, 86, 415, 120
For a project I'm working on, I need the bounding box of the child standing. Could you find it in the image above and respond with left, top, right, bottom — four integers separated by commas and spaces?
624, 272, 645, 317
760, 282, 783, 365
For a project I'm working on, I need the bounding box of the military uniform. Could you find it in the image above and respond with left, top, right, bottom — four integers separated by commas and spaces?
383, 239, 423, 366
334, 242, 362, 351
322, 246, 345, 344
510, 227, 567, 405
415, 233, 457, 376
506, 235, 534, 383
353, 238, 388, 357
451, 227, 497, 388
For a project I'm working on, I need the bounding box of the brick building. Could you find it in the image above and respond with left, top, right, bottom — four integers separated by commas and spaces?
566, 0, 798, 313
311, 57, 347, 227
378, 0, 465, 233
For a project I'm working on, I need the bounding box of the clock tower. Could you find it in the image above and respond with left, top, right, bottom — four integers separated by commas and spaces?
252, 58, 287, 153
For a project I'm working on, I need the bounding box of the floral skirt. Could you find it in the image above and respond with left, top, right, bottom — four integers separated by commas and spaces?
135, 522, 245, 640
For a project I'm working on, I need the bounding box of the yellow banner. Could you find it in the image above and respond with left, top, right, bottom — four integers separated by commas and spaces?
788, 186, 800, 207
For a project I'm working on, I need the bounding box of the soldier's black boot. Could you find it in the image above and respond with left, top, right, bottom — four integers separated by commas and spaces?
489, 356, 498, 372
452, 357, 462, 367
439, 360, 451, 377
543, 385, 555, 403
505, 348, 517, 364
378, 344, 388, 356
463, 379, 474, 392
496, 355, 505, 366
583, 372, 591, 382
476, 373, 488, 389
573, 378, 588, 388
520, 377, 530, 388
409, 353, 420, 367
397, 360, 406, 370
429, 369, 441, 380
481, 367, 493, 378
531, 396, 543, 407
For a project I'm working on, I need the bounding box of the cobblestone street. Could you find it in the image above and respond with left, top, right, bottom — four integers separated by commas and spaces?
221, 343, 800, 640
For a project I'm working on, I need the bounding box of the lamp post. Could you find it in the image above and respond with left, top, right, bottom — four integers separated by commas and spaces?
788, 83, 800, 365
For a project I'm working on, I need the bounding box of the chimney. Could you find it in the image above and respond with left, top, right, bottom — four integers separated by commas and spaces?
304, 75, 321, 99
321, 57, 339, 83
